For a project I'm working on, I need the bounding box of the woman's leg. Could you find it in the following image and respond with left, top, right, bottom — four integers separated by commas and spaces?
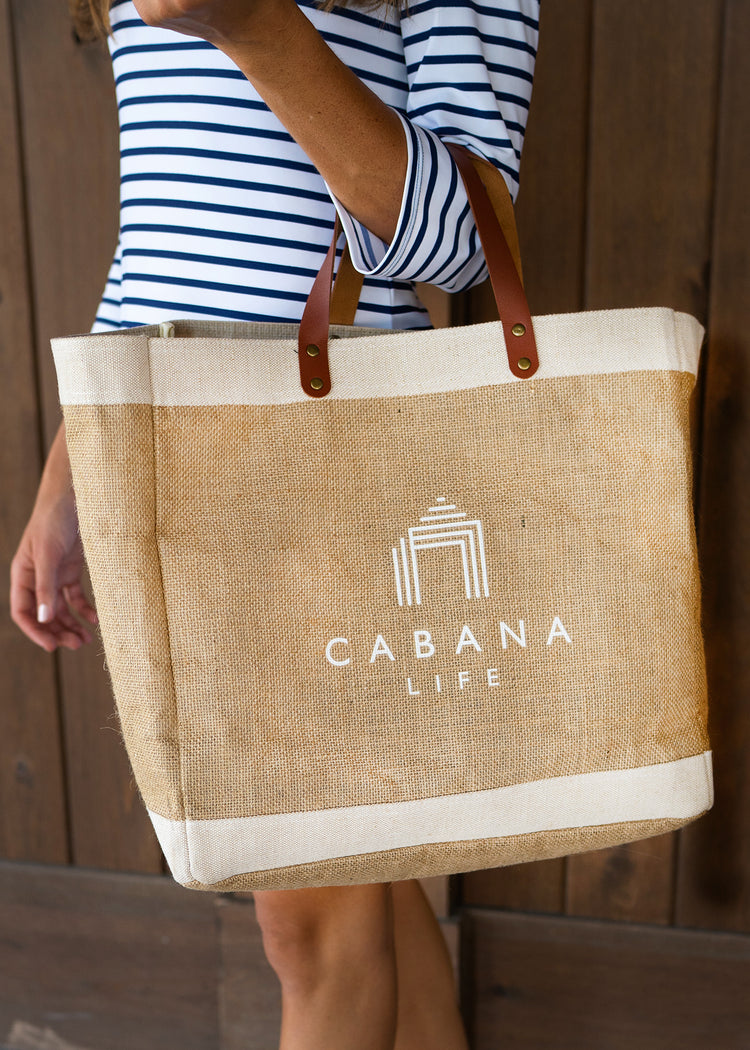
391, 879, 470, 1050
253, 877, 469, 1050
253, 882, 398, 1050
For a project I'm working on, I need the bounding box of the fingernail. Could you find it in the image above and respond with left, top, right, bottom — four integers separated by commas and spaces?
37, 604, 52, 623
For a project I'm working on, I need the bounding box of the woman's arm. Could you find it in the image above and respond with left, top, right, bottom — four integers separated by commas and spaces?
131, 0, 408, 242
130, 0, 538, 292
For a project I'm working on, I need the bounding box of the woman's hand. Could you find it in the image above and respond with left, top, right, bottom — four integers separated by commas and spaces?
9, 423, 98, 653
131, 0, 295, 48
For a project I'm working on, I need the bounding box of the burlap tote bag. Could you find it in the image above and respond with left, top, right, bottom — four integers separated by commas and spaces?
52, 146, 713, 892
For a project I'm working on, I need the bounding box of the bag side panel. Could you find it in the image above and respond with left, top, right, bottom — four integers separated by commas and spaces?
63, 402, 185, 823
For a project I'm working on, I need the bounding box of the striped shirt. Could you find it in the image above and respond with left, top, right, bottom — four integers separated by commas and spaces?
94, 0, 539, 332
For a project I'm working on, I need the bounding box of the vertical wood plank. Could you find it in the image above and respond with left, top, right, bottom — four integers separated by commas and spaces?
460, 0, 592, 326
420, 875, 451, 918
584, 0, 722, 319
566, 0, 724, 924
676, 0, 750, 935
11, 0, 162, 871
0, 0, 69, 863
567, 835, 677, 925
460, 0, 593, 914
462, 862, 563, 914
11, 0, 120, 440
514, 0, 592, 318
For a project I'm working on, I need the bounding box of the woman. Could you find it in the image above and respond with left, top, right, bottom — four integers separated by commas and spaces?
11, 1, 538, 1046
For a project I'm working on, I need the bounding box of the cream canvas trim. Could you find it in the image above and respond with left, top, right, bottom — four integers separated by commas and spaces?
53, 307, 703, 407
148, 751, 713, 886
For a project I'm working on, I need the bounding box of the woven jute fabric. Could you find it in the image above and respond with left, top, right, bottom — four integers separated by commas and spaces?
54, 307, 713, 890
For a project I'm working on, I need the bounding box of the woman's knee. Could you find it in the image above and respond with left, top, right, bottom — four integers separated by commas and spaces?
253, 883, 394, 991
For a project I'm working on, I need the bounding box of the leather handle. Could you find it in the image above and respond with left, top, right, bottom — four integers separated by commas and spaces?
297, 226, 364, 397
470, 153, 524, 282
298, 219, 341, 398
297, 145, 538, 396
330, 244, 364, 326
446, 143, 538, 379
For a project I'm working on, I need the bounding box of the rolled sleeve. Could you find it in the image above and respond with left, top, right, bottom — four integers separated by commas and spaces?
326, 0, 538, 292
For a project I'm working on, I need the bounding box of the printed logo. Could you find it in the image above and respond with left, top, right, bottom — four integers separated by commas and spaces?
391, 497, 489, 606
324, 494, 573, 696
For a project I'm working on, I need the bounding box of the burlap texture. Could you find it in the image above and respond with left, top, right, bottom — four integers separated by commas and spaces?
64, 368, 708, 837
64, 403, 185, 820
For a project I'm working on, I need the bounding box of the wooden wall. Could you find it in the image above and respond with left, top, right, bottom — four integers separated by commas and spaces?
0, 1, 748, 1047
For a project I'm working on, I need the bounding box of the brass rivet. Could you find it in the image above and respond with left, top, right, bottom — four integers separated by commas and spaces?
518, 357, 531, 371
310, 377, 324, 390
511, 323, 526, 337
306, 344, 320, 357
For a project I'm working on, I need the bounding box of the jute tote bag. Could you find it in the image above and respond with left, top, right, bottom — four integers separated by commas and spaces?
52, 146, 713, 891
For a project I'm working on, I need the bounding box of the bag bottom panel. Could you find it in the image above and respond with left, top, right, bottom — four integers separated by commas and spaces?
149, 751, 713, 890
179, 814, 698, 892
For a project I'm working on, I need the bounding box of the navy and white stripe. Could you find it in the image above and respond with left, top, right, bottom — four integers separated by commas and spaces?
93, 0, 538, 333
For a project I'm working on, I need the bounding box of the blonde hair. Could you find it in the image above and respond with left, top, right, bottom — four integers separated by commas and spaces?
71, 0, 399, 39
70, 0, 111, 40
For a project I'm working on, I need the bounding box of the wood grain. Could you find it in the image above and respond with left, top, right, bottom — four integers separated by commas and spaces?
584, 0, 722, 318
677, 0, 750, 935
0, 0, 68, 864
0, 862, 220, 1050
465, 907, 750, 1050
515, 0, 593, 318
10, 0, 120, 442
0, 863, 466, 1049
10, 0, 162, 872
566, 0, 724, 924
461, 860, 564, 915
